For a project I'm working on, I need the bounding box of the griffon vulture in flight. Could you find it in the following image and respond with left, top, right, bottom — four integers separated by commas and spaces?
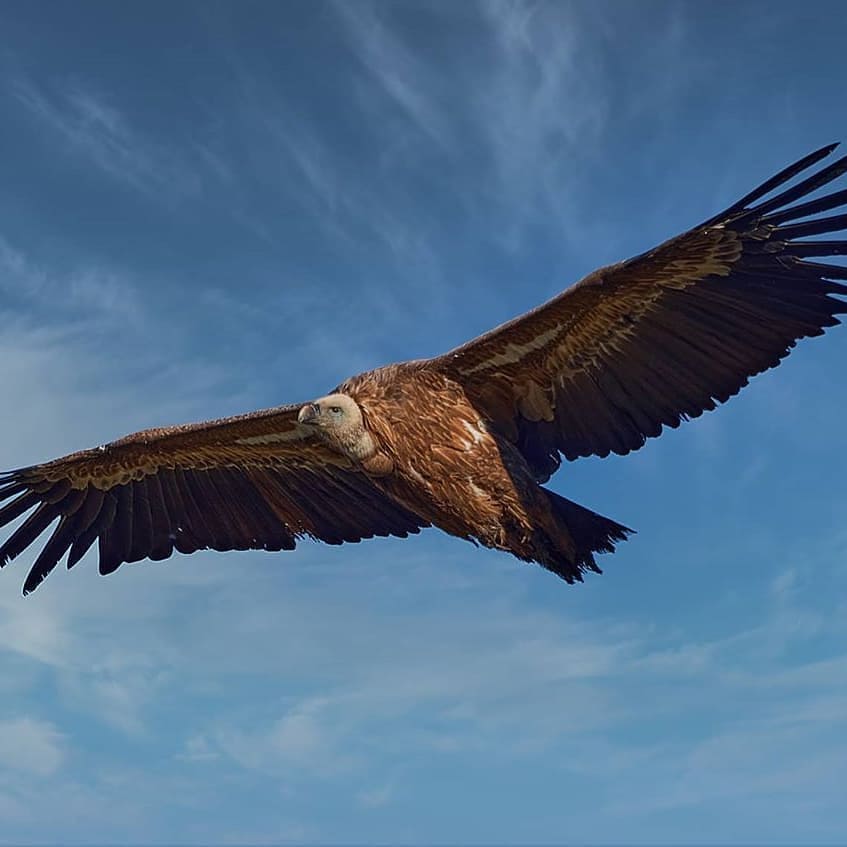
2, 145, 846, 594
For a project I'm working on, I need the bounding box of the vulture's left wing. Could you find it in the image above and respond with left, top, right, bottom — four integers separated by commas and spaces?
433, 144, 847, 480
0, 404, 426, 594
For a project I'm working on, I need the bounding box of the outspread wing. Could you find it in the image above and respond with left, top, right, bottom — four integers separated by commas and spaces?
0, 404, 426, 594
433, 143, 847, 480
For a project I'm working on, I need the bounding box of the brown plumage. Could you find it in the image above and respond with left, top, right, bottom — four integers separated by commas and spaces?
2, 144, 846, 594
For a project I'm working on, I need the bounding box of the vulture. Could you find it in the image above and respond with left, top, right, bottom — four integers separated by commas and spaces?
2, 144, 846, 595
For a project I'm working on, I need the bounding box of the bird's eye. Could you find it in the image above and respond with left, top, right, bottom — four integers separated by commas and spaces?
329, 405, 343, 415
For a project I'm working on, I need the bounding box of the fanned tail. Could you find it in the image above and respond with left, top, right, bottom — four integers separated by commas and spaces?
538, 488, 633, 583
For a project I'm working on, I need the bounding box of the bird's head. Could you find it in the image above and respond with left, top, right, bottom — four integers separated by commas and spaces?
297, 393, 373, 459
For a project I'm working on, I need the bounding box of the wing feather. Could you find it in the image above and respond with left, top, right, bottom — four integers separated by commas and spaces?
433, 144, 847, 477
68, 489, 111, 570
0, 403, 427, 593
145, 474, 175, 561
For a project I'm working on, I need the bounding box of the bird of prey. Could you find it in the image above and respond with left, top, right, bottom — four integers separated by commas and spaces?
2, 144, 846, 595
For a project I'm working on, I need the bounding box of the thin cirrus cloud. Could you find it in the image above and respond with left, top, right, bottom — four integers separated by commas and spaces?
332, 0, 609, 249
0, 716, 66, 777
9, 77, 211, 200
0, 234, 143, 324
332, 0, 456, 153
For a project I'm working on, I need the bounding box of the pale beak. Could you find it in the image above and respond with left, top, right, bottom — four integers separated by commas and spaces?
297, 403, 320, 425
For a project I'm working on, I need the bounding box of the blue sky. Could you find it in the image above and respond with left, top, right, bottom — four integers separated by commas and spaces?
1, 1, 846, 843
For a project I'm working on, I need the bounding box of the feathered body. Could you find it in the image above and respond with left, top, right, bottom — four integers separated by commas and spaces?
340, 364, 628, 580
2, 143, 846, 593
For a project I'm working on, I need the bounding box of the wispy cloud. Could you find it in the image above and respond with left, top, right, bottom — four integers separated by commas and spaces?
10, 77, 202, 198
357, 781, 393, 809
333, 1, 611, 251
0, 716, 65, 777
215, 696, 356, 778
471, 1, 607, 236
176, 733, 220, 763
332, 1, 454, 151
0, 234, 143, 325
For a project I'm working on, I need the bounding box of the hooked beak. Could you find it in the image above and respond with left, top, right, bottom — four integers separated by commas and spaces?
297, 403, 320, 425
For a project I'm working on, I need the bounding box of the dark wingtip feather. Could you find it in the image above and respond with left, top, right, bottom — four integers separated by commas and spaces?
764, 188, 847, 226
776, 212, 847, 240
22, 519, 73, 595
749, 155, 847, 220
784, 241, 847, 258
795, 260, 847, 280
0, 503, 60, 570
718, 143, 841, 219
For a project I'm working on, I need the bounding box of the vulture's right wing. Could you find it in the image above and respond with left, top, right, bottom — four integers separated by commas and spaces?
433, 144, 847, 480
0, 403, 426, 594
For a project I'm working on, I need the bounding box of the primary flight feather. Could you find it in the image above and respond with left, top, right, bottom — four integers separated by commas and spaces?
2, 144, 846, 594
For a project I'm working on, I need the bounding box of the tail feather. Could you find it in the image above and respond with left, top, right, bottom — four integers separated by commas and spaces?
540, 489, 634, 583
